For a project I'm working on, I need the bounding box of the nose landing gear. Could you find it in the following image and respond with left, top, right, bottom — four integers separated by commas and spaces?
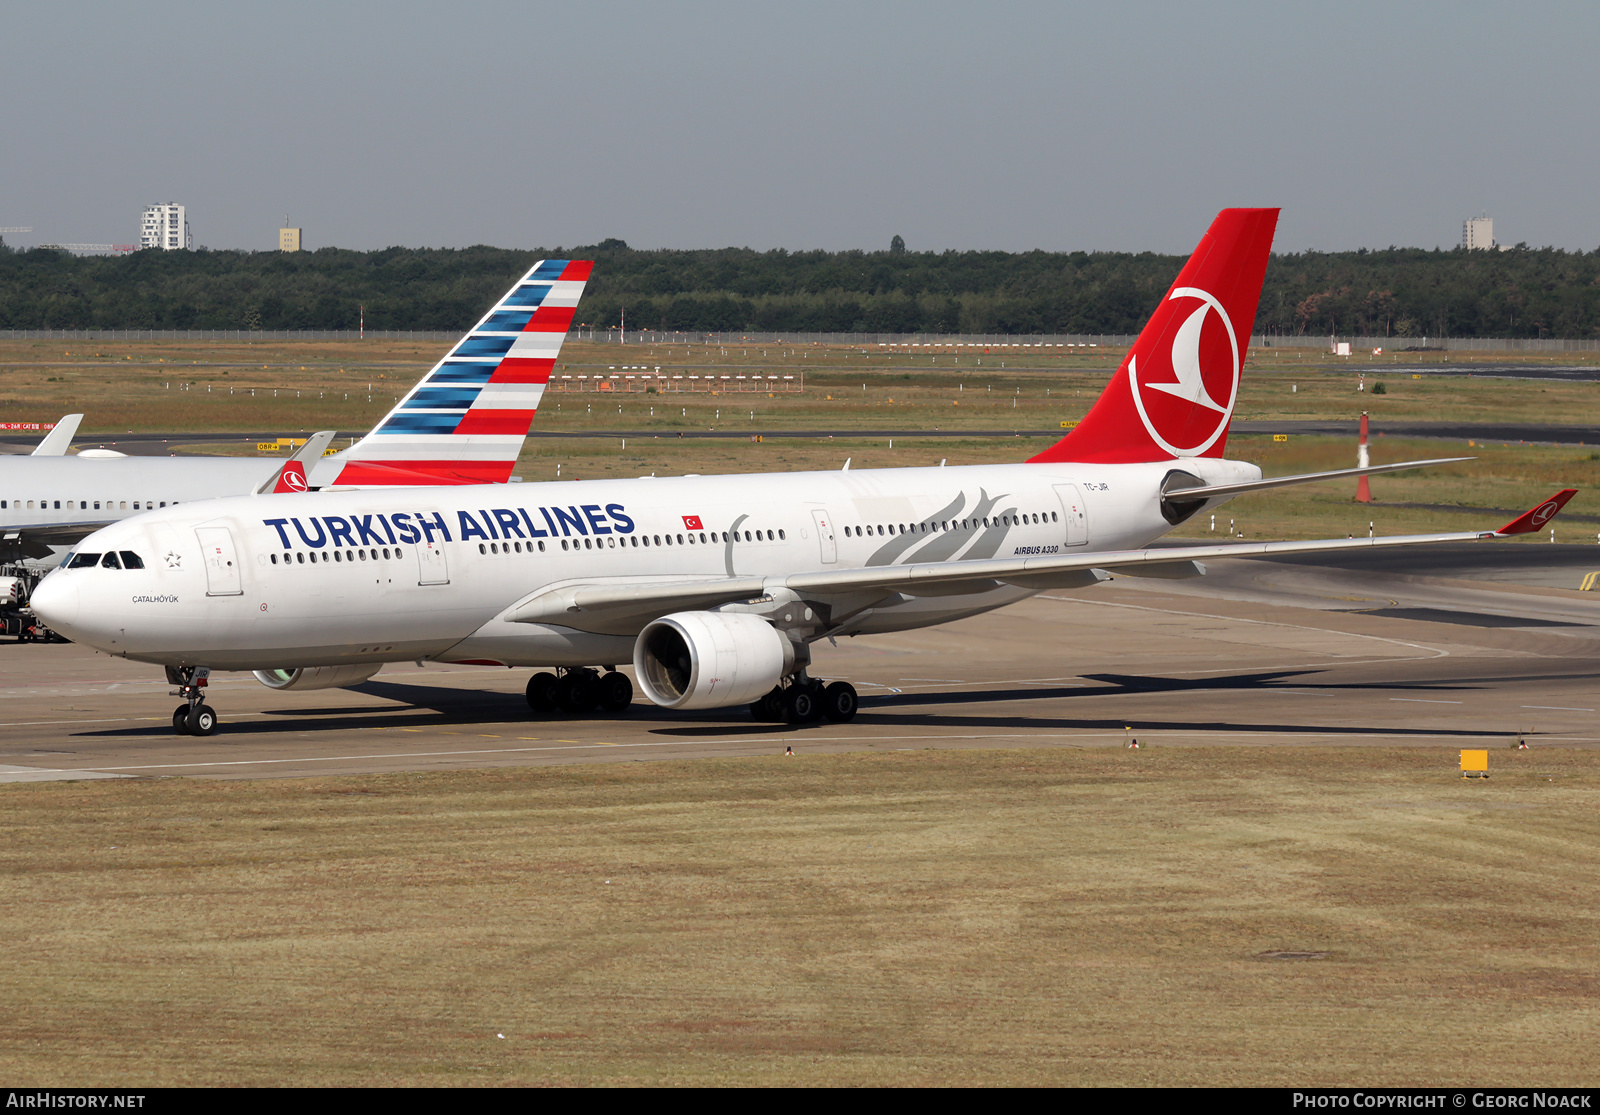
168, 666, 218, 736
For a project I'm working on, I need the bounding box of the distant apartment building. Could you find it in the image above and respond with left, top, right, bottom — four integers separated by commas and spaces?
1462, 215, 1495, 250
279, 225, 302, 251
140, 203, 190, 250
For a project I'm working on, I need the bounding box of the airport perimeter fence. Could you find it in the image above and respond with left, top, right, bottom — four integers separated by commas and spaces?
2, 328, 1597, 352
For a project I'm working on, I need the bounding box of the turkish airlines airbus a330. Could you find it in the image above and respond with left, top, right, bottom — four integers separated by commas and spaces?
31, 210, 1576, 735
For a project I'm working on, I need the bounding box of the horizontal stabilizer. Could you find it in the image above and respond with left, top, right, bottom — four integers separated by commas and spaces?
1163, 457, 1474, 502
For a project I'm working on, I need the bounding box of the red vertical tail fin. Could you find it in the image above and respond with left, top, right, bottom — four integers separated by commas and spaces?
1030, 208, 1278, 464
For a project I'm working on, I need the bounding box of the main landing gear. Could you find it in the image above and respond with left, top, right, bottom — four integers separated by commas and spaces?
751, 676, 858, 726
525, 666, 633, 717
168, 666, 219, 736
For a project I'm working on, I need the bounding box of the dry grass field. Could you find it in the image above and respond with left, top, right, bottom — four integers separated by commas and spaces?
4, 337, 1600, 437
3, 747, 1597, 1087
4, 337, 1598, 540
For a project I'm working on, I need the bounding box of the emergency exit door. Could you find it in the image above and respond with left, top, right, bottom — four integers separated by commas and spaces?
1052, 484, 1088, 547
811, 508, 838, 563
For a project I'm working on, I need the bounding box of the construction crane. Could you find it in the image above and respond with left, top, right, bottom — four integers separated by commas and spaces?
0, 226, 33, 235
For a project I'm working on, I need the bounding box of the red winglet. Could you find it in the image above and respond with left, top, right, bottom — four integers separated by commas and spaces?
272, 460, 310, 494
1495, 489, 1578, 535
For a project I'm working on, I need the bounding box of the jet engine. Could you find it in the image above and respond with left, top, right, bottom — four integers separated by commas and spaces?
252, 665, 383, 691
633, 611, 795, 710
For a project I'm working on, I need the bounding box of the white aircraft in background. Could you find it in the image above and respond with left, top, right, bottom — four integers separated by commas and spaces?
33, 210, 1577, 736
0, 259, 593, 565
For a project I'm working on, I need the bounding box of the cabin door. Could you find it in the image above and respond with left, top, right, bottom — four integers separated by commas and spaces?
195, 526, 244, 596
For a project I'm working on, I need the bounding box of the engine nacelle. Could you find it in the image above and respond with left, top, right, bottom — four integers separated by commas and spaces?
252, 664, 383, 691
633, 611, 794, 710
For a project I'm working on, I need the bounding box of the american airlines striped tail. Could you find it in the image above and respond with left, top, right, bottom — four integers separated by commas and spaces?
328, 259, 594, 487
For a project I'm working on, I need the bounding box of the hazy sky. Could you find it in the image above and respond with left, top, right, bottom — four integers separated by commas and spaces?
4, 1, 1596, 255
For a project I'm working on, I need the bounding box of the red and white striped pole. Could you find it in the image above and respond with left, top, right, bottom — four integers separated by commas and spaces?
1356, 411, 1372, 503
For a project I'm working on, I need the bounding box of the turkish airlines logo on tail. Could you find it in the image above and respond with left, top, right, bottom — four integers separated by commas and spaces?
1530, 500, 1561, 526
273, 461, 309, 494
1128, 286, 1241, 457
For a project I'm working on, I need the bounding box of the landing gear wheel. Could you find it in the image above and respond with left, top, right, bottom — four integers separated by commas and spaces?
598, 671, 633, 714
559, 669, 600, 715
172, 704, 193, 735
751, 688, 784, 722
186, 705, 218, 736
821, 681, 858, 722
783, 685, 820, 725
525, 671, 559, 714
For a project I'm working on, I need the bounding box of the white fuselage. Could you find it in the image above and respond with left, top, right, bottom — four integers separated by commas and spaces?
34, 456, 1258, 672
0, 452, 359, 565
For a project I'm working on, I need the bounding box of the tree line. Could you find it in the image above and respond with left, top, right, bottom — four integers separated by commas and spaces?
2, 235, 1598, 338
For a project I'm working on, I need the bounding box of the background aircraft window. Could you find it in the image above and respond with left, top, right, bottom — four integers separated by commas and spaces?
120, 551, 143, 569
100, 553, 121, 569
271, 554, 278, 564
120, 501, 127, 509
297, 553, 305, 564
536, 541, 544, 552
778, 530, 786, 540
68, 553, 101, 569
53, 501, 60, 509
80, 501, 87, 510
478, 543, 487, 554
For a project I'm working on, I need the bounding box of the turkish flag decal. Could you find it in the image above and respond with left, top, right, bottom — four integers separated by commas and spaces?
682, 515, 704, 530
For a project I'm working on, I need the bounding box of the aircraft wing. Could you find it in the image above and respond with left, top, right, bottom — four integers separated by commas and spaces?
254, 431, 337, 494
30, 415, 84, 456
510, 490, 1577, 637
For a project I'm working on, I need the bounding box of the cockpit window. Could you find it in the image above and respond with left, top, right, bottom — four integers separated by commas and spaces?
120, 551, 144, 569
100, 552, 122, 569
67, 553, 101, 569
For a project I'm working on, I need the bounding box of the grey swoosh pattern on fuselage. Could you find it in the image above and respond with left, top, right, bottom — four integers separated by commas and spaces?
724, 513, 750, 575
880, 488, 1007, 565
958, 503, 1022, 560
865, 491, 968, 567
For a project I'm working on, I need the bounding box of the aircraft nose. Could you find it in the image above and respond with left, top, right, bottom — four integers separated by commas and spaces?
29, 574, 81, 634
